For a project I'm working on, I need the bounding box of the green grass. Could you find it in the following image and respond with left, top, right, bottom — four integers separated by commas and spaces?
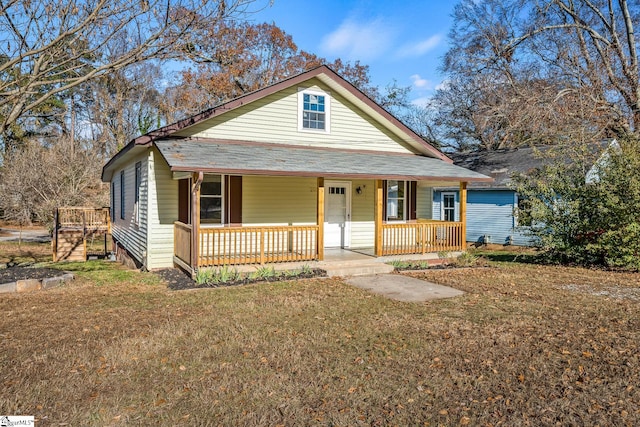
1, 245, 639, 425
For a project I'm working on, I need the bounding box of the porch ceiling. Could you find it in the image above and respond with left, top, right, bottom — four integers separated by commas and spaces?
154, 138, 492, 182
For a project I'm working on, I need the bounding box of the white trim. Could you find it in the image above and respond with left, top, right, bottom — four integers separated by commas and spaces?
200, 174, 225, 225
386, 180, 408, 222
441, 192, 456, 222
297, 87, 331, 133
324, 180, 351, 248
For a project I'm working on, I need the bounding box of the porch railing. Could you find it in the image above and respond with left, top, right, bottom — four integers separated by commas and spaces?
57, 207, 111, 231
198, 225, 319, 267
381, 220, 463, 256
174, 221, 192, 267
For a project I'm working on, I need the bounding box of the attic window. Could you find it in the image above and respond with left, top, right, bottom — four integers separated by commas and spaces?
298, 88, 330, 133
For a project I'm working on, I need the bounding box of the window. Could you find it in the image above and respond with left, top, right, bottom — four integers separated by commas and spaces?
200, 175, 223, 224
442, 193, 456, 222
386, 180, 406, 221
134, 162, 141, 225
303, 93, 325, 129
298, 89, 330, 132
120, 170, 125, 220
111, 182, 115, 221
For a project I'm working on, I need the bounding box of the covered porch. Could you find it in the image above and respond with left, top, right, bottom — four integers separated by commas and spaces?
153, 138, 489, 274
171, 175, 470, 272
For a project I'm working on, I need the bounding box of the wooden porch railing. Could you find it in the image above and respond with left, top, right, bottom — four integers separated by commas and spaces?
381, 220, 463, 256
197, 225, 319, 267
174, 221, 192, 267
57, 207, 111, 232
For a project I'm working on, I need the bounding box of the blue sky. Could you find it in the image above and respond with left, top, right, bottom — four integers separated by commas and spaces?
253, 0, 457, 105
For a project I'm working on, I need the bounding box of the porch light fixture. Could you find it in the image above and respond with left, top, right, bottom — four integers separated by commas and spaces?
356, 185, 364, 195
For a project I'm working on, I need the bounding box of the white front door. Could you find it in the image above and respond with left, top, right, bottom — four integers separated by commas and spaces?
324, 181, 351, 248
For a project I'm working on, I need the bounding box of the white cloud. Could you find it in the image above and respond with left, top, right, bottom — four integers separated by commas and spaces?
321, 18, 394, 61
397, 34, 444, 58
410, 74, 431, 89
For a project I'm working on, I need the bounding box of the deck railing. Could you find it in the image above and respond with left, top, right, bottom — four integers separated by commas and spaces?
198, 225, 319, 267
174, 222, 192, 267
57, 207, 111, 231
381, 220, 463, 256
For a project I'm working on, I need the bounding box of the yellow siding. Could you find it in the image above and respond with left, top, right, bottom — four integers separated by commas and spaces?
146, 148, 179, 269
350, 179, 375, 248
416, 184, 433, 219
175, 78, 416, 154
110, 151, 148, 266
242, 176, 317, 225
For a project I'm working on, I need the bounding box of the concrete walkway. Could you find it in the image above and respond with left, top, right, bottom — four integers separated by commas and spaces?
345, 274, 464, 302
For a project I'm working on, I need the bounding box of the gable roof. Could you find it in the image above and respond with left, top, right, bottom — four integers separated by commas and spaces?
102, 66, 451, 181
152, 138, 492, 182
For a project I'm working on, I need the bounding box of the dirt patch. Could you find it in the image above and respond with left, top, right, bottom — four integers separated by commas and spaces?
0, 266, 67, 283
558, 283, 640, 300
155, 268, 196, 289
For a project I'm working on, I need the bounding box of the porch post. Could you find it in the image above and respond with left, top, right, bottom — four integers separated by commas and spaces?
374, 179, 383, 256
317, 177, 325, 261
460, 181, 467, 251
191, 172, 203, 270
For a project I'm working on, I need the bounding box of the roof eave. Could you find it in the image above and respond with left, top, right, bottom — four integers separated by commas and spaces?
166, 165, 493, 182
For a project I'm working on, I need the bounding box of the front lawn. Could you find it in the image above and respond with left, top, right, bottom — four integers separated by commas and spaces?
1, 252, 639, 425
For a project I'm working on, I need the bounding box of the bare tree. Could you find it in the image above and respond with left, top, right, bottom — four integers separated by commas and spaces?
0, 136, 107, 226
0, 0, 262, 153
437, 0, 639, 151
160, 21, 383, 124
82, 64, 163, 156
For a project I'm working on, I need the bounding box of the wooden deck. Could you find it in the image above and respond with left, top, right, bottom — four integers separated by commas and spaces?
53, 207, 111, 262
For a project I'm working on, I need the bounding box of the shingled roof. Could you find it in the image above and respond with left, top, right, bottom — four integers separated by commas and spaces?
153, 138, 492, 182
448, 146, 553, 189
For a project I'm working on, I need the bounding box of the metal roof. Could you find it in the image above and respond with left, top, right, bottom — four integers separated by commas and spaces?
154, 139, 492, 182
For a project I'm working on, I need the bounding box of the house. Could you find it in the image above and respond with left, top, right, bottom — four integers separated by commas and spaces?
101, 66, 491, 273
431, 147, 548, 246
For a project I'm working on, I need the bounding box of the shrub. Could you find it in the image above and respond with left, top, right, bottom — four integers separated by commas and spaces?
514, 136, 640, 269
453, 251, 479, 267
194, 268, 214, 285
600, 223, 640, 270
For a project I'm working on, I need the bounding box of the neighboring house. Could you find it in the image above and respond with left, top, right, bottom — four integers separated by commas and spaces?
432, 146, 550, 246
101, 66, 490, 272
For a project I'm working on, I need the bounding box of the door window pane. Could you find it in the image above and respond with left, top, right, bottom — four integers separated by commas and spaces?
443, 194, 455, 221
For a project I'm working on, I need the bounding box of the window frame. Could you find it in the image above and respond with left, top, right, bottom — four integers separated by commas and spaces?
386, 180, 407, 222
134, 161, 142, 226
441, 192, 456, 222
298, 88, 331, 133
110, 181, 115, 221
200, 174, 225, 225
120, 170, 125, 220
